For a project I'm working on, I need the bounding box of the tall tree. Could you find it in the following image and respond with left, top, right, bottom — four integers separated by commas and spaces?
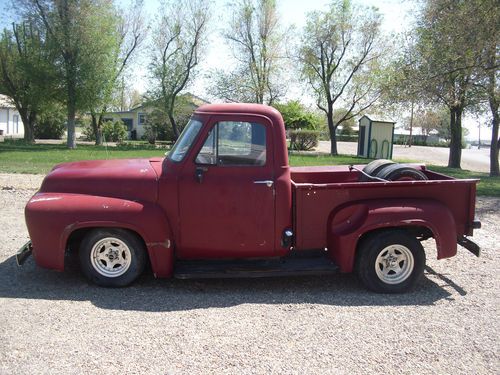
148, 0, 210, 140
210, 0, 285, 105
89, 0, 146, 145
0, 22, 53, 142
24, 0, 123, 149
472, 0, 499, 176
299, 0, 384, 155
413, 0, 484, 168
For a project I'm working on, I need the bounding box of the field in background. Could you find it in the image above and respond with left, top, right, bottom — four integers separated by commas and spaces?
0, 140, 498, 196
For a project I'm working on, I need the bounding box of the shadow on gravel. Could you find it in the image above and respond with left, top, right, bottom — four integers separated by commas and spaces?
0, 255, 462, 312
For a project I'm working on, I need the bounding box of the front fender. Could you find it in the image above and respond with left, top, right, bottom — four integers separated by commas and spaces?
25, 192, 174, 277
327, 199, 457, 272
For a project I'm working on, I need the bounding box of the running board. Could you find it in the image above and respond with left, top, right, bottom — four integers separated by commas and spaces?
174, 255, 339, 279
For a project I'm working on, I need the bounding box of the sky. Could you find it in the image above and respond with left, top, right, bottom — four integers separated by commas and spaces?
0, 0, 491, 141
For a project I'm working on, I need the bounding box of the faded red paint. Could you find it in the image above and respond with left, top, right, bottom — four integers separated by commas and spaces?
24, 103, 479, 278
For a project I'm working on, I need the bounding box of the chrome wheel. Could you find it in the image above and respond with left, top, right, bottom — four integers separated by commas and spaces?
374, 244, 414, 284
90, 237, 132, 278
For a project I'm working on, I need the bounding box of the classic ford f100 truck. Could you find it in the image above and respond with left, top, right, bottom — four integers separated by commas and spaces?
18, 103, 481, 293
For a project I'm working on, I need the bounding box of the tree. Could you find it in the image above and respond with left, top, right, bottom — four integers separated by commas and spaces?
24, 0, 123, 148
412, 109, 444, 144
209, 0, 285, 104
471, 0, 499, 176
147, 0, 210, 140
334, 108, 355, 136
413, 0, 484, 168
379, 33, 425, 148
0, 22, 53, 142
273, 100, 321, 130
89, 0, 146, 145
299, 0, 384, 155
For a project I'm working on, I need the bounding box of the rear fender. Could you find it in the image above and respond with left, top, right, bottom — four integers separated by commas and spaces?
327, 199, 457, 272
25, 193, 174, 278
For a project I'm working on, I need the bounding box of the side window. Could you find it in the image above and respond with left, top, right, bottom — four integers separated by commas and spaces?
196, 121, 267, 166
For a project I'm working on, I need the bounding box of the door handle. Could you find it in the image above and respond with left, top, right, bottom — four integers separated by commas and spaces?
254, 180, 274, 187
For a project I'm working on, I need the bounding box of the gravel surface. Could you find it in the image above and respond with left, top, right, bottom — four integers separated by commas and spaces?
0, 173, 498, 374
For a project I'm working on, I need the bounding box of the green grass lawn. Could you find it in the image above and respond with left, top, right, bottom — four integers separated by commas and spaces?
1, 140, 498, 196
0, 140, 167, 174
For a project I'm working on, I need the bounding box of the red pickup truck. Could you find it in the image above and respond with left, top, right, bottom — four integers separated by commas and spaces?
18, 103, 481, 293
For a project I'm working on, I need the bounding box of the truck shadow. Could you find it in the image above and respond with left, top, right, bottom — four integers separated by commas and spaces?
0, 255, 462, 312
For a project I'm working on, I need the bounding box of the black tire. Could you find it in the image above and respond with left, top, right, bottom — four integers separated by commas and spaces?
375, 163, 428, 181
79, 228, 147, 287
359, 159, 395, 182
356, 230, 425, 293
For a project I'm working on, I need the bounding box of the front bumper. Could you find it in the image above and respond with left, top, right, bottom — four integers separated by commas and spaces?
16, 241, 33, 266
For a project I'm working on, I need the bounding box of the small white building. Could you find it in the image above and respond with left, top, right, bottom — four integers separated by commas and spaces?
0, 95, 24, 137
357, 115, 395, 159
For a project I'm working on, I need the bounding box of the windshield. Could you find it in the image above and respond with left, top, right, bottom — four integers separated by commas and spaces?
168, 118, 203, 162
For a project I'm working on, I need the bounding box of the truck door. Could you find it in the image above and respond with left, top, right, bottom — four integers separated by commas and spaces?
177, 116, 275, 259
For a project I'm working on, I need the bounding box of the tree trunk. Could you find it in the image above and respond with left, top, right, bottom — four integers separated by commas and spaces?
409, 101, 414, 147
487, 65, 499, 176
490, 103, 499, 177
91, 113, 103, 145
19, 109, 35, 143
447, 106, 462, 168
327, 108, 338, 155
67, 102, 77, 149
168, 111, 179, 141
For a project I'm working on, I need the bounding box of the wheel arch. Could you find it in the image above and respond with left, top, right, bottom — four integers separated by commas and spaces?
327, 198, 457, 273
63, 219, 174, 279
25, 192, 174, 278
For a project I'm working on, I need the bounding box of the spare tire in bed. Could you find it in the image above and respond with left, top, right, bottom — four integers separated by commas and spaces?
359, 159, 396, 182
375, 163, 428, 181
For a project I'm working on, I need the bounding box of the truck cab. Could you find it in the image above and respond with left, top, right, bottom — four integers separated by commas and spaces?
159, 104, 292, 260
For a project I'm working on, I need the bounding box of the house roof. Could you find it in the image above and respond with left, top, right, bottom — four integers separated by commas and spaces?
0, 94, 15, 108
359, 114, 395, 124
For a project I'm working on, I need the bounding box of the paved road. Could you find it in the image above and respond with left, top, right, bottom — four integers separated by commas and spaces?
316, 141, 491, 173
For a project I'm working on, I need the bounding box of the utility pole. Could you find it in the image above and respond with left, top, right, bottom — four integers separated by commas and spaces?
478, 121, 481, 149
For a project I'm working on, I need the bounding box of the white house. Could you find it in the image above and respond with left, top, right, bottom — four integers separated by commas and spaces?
0, 94, 24, 137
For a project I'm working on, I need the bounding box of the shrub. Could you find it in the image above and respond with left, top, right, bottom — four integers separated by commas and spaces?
34, 104, 66, 139
102, 120, 127, 143
289, 129, 319, 151
81, 118, 95, 141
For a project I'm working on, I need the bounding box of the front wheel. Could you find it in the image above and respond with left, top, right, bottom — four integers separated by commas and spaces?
79, 229, 147, 287
356, 230, 425, 293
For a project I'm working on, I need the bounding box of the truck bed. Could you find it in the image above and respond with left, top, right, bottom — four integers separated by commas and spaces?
290, 165, 478, 250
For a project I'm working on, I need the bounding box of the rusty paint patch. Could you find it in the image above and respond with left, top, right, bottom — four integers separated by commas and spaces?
147, 239, 171, 249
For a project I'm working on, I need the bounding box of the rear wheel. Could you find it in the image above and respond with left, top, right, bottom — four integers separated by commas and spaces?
79, 228, 146, 287
356, 230, 425, 293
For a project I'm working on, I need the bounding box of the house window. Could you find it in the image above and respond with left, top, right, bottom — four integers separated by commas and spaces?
196, 121, 266, 166
13, 115, 19, 133
138, 113, 146, 126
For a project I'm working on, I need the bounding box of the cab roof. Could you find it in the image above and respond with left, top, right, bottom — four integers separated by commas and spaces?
195, 103, 281, 119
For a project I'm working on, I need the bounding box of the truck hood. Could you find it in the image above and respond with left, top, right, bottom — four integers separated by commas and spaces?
40, 158, 161, 202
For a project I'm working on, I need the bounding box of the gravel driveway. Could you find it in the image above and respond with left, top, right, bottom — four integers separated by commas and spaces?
0, 173, 498, 374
